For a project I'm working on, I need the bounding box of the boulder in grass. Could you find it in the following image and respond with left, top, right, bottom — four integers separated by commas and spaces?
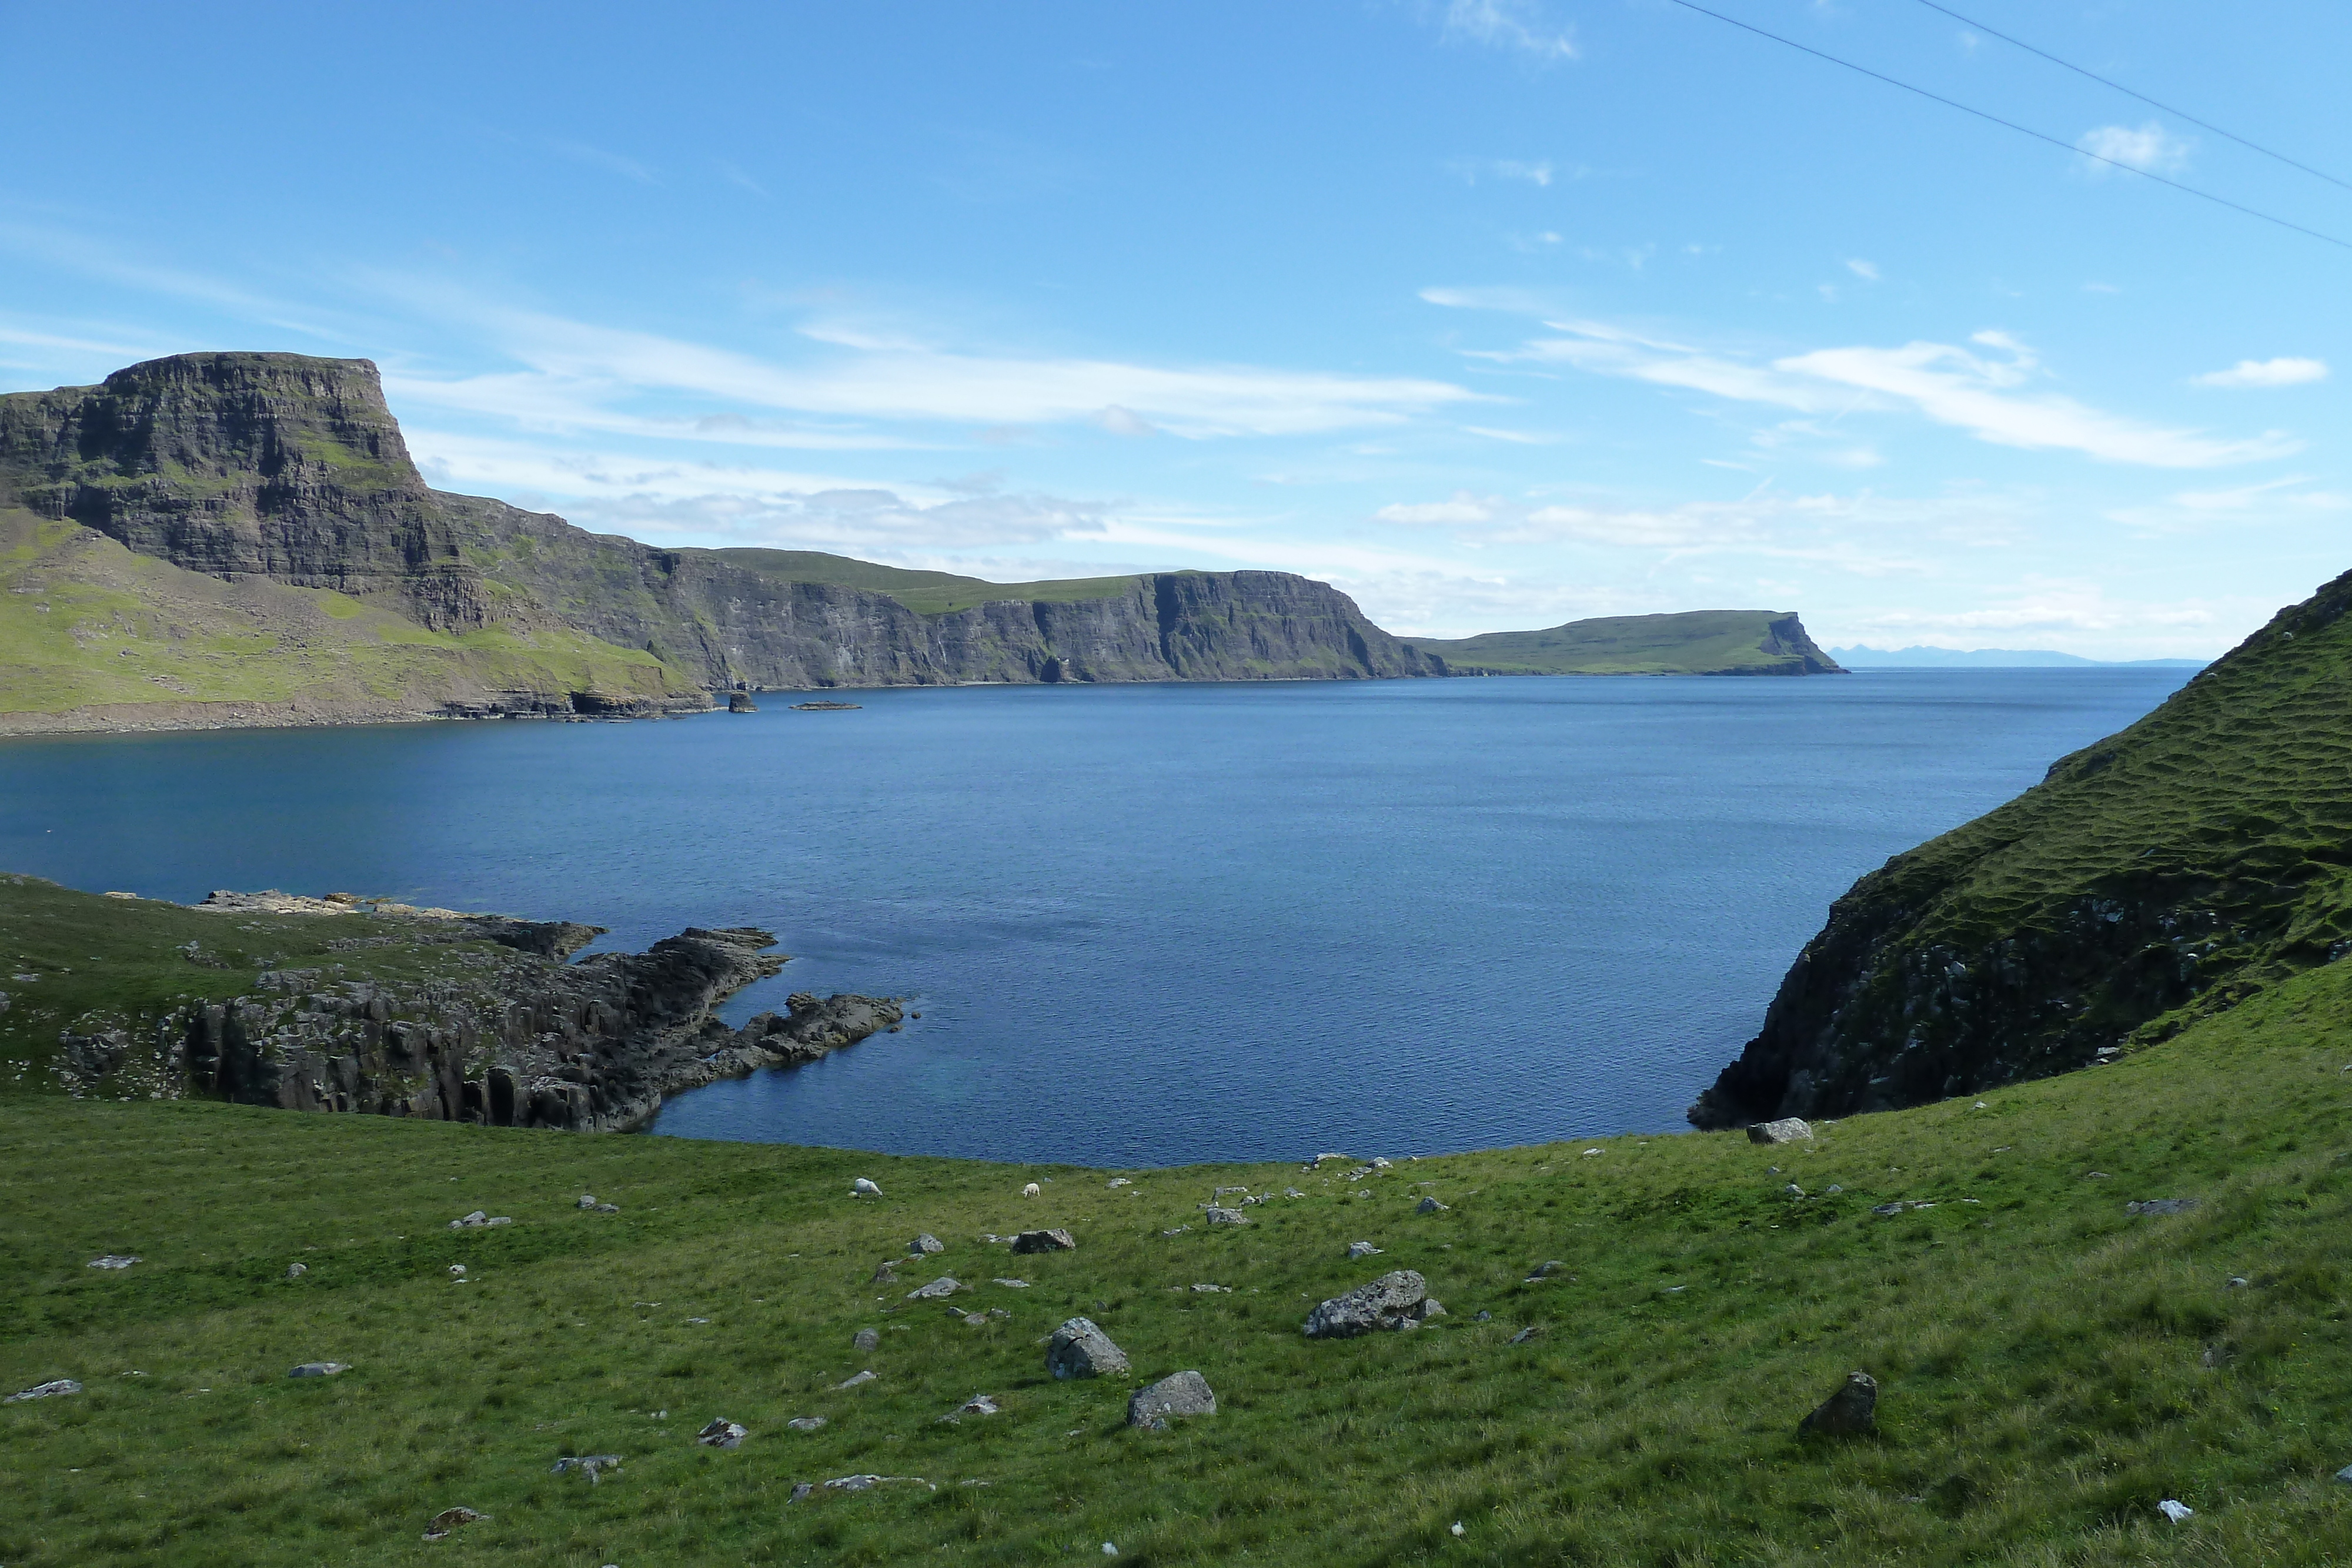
1748, 1118, 1812, 1145
1127, 1370, 1216, 1429
422, 1507, 486, 1542
1345, 1242, 1383, 1259
4, 1379, 81, 1403
289, 1362, 349, 1379
1302, 1271, 1428, 1338
1416, 1196, 1448, 1215
697, 1418, 748, 1449
853, 1328, 880, 1353
552, 1455, 623, 1483
909, 1233, 946, 1255
1798, 1370, 1877, 1437
907, 1277, 963, 1301
1046, 1317, 1130, 1379
1010, 1228, 1076, 1255
2127, 1198, 2200, 1217
86, 1255, 140, 1269
1204, 1208, 1248, 1227
851, 1178, 882, 1197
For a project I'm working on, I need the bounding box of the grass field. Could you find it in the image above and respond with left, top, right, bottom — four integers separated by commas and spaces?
707, 549, 1161, 617
5, 941, 2351, 1564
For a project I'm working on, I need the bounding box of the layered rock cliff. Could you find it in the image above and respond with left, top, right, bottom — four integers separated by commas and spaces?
1690, 565, 2352, 1129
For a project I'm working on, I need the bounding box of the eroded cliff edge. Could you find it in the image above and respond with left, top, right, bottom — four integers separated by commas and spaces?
1690, 564, 2352, 1128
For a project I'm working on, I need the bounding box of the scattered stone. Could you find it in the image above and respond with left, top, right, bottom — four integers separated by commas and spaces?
4, 1379, 81, 1403
992, 1278, 1031, 1288
790, 1482, 814, 1503
1160, 1226, 1190, 1237
1307, 1152, 1350, 1168
826, 1473, 934, 1492
1284, 1188, 1305, 1199
595, 1202, 618, 1213
289, 1362, 349, 1379
86, 1255, 139, 1270
1870, 1202, 1907, 1217
447, 1212, 510, 1230
577, 1194, 599, 1209
1416, 1196, 1449, 1214
1022, 1182, 1041, 1198
1127, 1370, 1216, 1428
1785, 1184, 1805, 1198
853, 1328, 880, 1352
1107, 1178, 1131, 1188
1748, 1118, 1812, 1145
958, 1395, 1000, 1416
1798, 1371, 1877, 1437
684, 1317, 710, 1325
852, 1178, 883, 1197
1371, 1158, 1392, 1170
1474, 1310, 1491, 1322
551, 1455, 623, 1484
2200, 1342, 2236, 1369
2157, 1499, 2194, 1523
1526, 1259, 1569, 1279
787, 1416, 827, 1432
1304, 1270, 1429, 1338
909, 1233, 945, 1255
1582, 1148, 1603, 1158
1346, 1241, 1384, 1259
697, 1418, 747, 1449
285, 1263, 306, 1279
1972, 1101, 1987, 1111
1191, 1283, 1231, 1293
907, 1277, 963, 1300
1204, 1208, 1248, 1226
422, 1506, 485, 1542
1011, 1228, 1077, 1254
836, 1370, 877, 1390
1047, 1317, 1130, 1379
1508, 1326, 1541, 1345
2227, 1276, 2250, 1289
1825, 1184, 1843, 1195
2128, 1198, 2199, 1216
962, 1311, 990, 1328
2333, 1464, 2352, 1486
2086, 1171, 2110, 1179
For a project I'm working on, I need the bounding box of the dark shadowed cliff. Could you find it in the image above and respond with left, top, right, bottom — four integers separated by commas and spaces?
1690, 564, 2352, 1128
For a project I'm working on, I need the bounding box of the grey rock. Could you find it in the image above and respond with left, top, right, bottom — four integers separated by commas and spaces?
289, 1362, 349, 1378
551, 1455, 623, 1484
1345, 1241, 1384, 1259
992, 1278, 1030, 1288
1414, 1298, 1447, 1320
1047, 1317, 1130, 1379
871, 1261, 901, 1283
1526, 1259, 1569, 1280
421, 1506, 486, 1542
1204, 1208, 1248, 1226
285, 1263, 306, 1279
1191, 1283, 1231, 1293
1474, 1310, 1491, 1322
1160, 1225, 1191, 1236
1303, 1270, 1429, 1338
86, 1255, 139, 1269
1010, 1228, 1077, 1254
1748, 1118, 1813, 1145
790, 1482, 814, 1503
2333, 1464, 2352, 1486
1416, 1196, 1449, 1214
577, 1193, 599, 1209
836, 1370, 877, 1390
1799, 1370, 1877, 1437
853, 1328, 880, 1353
957, 1394, 1000, 1416
907, 1277, 963, 1300
448, 1212, 511, 1229
1508, 1326, 1541, 1345
787, 1416, 827, 1432
852, 1178, 882, 1196
594, 1202, 618, 1213
1284, 1188, 1305, 1199
909, 1233, 945, 1255
2127, 1198, 2200, 1216
697, 1418, 747, 1449
1127, 1370, 1216, 1427
4, 1379, 82, 1403
1870, 1202, 1907, 1217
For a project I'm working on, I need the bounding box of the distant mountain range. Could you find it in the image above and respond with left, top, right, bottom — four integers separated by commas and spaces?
0, 351, 1846, 734
1828, 645, 2207, 670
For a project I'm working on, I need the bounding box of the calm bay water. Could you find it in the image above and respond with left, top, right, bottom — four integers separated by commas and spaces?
0, 670, 2191, 1165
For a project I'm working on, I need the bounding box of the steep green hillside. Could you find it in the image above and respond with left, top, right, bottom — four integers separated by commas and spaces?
1693, 564, 2352, 1130
0, 509, 697, 733
707, 549, 1158, 616
1403, 610, 1843, 676
5, 948, 2351, 1565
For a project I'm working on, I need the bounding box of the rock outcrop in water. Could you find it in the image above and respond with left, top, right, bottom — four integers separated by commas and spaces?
63, 891, 901, 1132
1689, 564, 2352, 1129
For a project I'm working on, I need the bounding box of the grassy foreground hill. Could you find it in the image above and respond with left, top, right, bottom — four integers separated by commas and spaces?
6, 952, 2352, 1565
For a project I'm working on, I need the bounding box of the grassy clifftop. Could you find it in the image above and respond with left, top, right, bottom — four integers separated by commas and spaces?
1693, 562, 2352, 1130
705, 550, 1162, 617
1403, 610, 1845, 676
5, 946, 2350, 1564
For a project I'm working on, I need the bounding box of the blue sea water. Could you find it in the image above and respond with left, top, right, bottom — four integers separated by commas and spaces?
0, 669, 2193, 1165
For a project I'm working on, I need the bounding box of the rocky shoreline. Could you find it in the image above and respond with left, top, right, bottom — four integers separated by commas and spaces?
61, 890, 900, 1132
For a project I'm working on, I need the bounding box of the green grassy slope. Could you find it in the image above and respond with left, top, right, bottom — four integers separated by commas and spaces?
1404, 610, 1843, 676
1693, 561, 2352, 1128
704, 549, 1158, 616
5, 945, 2351, 1564
0, 509, 699, 727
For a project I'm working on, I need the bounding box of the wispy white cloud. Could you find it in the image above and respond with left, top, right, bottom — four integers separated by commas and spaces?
2076, 121, 2191, 177
2193, 356, 2327, 389
1844, 259, 1880, 282
1426, 293, 2299, 468
544, 138, 657, 184
1448, 157, 1558, 186
1441, 0, 1578, 60
2104, 474, 2349, 532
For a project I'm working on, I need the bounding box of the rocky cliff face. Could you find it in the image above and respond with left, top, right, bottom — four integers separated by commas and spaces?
0, 354, 491, 632
1690, 566, 2352, 1129
1, 352, 1440, 701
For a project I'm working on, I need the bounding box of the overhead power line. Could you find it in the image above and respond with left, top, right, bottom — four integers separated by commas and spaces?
1912, 0, 2352, 195
1661, 0, 2352, 254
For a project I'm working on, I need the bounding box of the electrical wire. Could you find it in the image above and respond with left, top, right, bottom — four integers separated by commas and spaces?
1661, 0, 2352, 253
1912, 0, 2352, 195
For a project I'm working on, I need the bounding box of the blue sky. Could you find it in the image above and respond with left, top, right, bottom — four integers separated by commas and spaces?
4, 1, 2348, 656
